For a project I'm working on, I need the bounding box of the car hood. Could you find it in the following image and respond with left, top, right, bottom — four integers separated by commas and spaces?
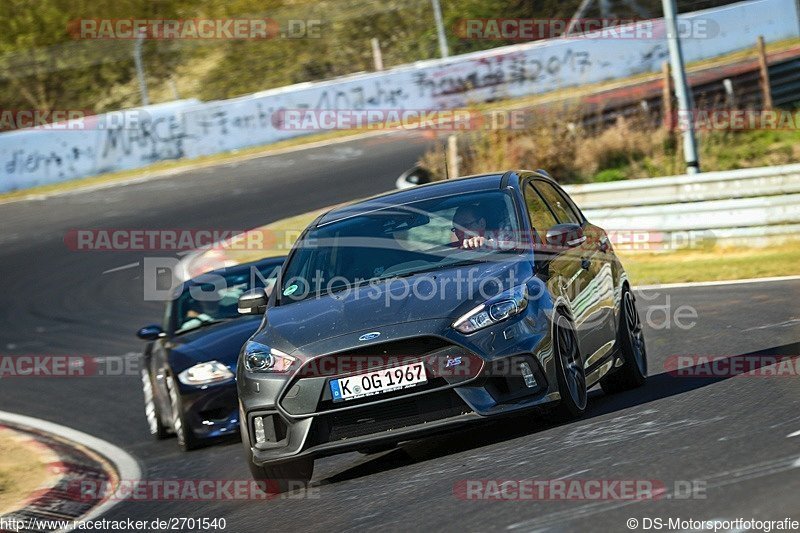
262, 256, 533, 352
169, 315, 262, 370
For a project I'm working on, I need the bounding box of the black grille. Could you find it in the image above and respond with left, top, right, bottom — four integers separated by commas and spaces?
325, 390, 471, 441
326, 336, 452, 358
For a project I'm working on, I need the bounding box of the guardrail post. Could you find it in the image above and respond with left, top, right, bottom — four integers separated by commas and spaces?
662, 0, 700, 174
757, 35, 774, 110
662, 61, 673, 130
446, 134, 459, 179
371, 38, 384, 71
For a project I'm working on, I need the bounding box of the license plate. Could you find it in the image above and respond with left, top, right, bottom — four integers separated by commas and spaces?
330, 362, 427, 402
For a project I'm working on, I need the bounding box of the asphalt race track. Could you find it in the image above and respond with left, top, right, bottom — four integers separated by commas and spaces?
1, 131, 799, 532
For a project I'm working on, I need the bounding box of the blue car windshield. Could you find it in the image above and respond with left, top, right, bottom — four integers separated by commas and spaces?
173, 264, 279, 334
280, 190, 523, 302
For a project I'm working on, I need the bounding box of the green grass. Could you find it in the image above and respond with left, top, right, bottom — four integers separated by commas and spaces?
619, 241, 800, 285
0, 432, 50, 514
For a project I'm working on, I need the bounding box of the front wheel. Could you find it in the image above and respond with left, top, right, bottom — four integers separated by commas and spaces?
248, 457, 314, 494
141, 368, 170, 439
600, 288, 648, 394
550, 314, 587, 420
166, 374, 203, 451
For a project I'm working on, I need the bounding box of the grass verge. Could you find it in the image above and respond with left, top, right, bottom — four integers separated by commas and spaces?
0, 432, 51, 515
618, 242, 800, 285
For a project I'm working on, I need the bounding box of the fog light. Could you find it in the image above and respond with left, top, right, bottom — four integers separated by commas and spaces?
520, 362, 537, 388
253, 416, 266, 444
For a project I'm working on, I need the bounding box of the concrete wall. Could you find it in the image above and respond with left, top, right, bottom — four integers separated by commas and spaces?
1, 0, 797, 192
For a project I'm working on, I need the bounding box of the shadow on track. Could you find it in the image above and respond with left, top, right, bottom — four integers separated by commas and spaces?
318, 341, 800, 487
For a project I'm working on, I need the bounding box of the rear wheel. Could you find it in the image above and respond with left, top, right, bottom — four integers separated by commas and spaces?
600, 288, 647, 394
248, 457, 314, 494
141, 368, 170, 439
551, 314, 587, 420
166, 374, 203, 451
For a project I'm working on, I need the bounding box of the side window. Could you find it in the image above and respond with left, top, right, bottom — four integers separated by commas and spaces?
523, 183, 558, 243
534, 180, 582, 225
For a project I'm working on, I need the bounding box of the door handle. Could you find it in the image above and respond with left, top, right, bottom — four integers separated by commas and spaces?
581, 258, 591, 270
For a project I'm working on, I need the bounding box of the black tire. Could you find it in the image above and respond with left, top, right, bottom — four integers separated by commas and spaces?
550, 314, 588, 420
166, 374, 204, 451
141, 368, 170, 439
600, 287, 648, 394
248, 457, 314, 494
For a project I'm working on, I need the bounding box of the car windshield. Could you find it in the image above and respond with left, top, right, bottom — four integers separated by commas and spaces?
173, 264, 280, 334
280, 190, 523, 302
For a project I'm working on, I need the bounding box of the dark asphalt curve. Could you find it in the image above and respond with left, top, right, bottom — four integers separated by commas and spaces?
1, 132, 799, 532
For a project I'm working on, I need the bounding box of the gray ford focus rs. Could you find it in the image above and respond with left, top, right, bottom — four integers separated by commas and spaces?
236, 170, 647, 491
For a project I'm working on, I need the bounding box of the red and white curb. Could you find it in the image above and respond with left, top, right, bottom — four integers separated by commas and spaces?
0, 411, 140, 533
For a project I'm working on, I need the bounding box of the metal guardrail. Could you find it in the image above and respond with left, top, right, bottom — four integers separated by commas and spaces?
581, 49, 800, 129
563, 163, 800, 248
565, 163, 800, 208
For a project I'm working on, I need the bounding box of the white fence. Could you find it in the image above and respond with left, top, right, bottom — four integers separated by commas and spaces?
1, 0, 798, 193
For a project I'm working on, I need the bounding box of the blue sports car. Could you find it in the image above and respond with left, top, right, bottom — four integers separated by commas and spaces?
137, 257, 284, 451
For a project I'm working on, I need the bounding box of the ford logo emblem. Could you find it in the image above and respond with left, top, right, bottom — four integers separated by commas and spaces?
358, 332, 381, 341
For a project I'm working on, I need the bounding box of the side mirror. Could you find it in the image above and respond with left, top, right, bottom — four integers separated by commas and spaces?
399, 165, 432, 186
238, 288, 267, 315
546, 224, 585, 248
137, 325, 165, 340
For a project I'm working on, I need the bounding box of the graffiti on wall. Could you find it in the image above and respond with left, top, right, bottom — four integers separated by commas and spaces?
0, 0, 796, 191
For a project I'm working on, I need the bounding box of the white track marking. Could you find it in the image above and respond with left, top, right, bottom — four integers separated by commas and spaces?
743, 318, 800, 332
102, 262, 140, 274
0, 410, 141, 530
554, 468, 591, 480
787, 430, 800, 438
635, 275, 800, 291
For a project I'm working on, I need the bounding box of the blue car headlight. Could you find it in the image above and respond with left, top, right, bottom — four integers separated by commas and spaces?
452, 285, 529, 334
177, 361, 234, 385
242, 341, 296, 373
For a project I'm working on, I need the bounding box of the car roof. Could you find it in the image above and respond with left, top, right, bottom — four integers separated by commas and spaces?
317, 172, 513, 227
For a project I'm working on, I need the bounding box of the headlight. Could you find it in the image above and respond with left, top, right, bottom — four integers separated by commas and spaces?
452, 285, 528, 334
242, 341, 296, 373
178, 361, 234, 385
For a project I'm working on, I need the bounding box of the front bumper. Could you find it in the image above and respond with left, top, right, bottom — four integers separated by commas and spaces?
180, 380, 240, 440
239, 316, 562, 467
